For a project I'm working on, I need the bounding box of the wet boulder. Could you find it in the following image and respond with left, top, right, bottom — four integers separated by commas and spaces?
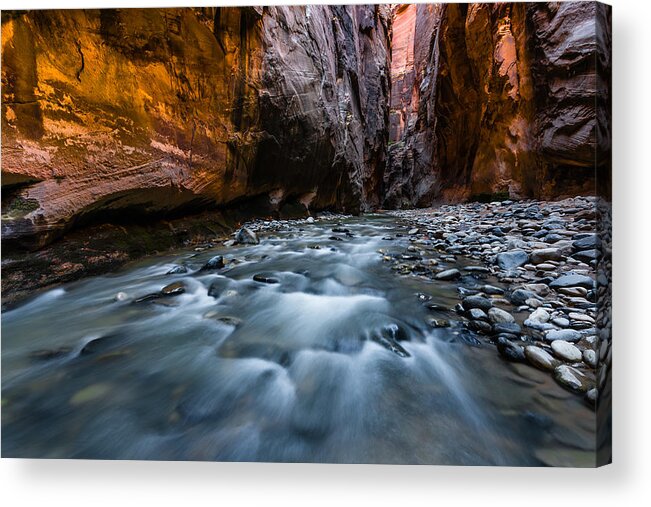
235, 227, 259, 245
200, 255, 225, 271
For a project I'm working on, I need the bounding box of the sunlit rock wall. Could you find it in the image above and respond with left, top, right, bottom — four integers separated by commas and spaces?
1, 6, 391, 249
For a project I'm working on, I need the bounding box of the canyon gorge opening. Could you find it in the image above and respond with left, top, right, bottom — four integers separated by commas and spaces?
1, 3, 612, 466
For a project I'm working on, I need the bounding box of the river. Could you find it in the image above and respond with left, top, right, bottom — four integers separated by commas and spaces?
1, 215, 595, 465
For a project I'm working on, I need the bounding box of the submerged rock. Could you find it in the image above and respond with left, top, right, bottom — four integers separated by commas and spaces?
161, 281, 186, 296
554, 365, 591, 393
166, 265, 188, 275
488, 307, 515, 324
253, 274, 280, 284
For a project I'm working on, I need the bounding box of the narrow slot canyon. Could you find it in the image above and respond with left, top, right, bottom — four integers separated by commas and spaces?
2, 5, 610, 300
1, 4, 612, 466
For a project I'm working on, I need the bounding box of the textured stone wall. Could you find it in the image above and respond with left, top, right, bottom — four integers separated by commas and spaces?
1, 6, 391, 249
384, 2, 612, 208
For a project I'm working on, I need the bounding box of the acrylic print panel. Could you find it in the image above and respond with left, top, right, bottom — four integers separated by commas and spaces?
1, 2, 611, 466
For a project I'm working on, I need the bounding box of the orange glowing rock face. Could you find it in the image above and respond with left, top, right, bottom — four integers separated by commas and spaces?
1, 6, 392, 249
384, 2, 610, 208
388, 4, 417, 143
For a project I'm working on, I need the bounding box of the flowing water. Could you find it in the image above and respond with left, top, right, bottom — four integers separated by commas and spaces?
1, 215, 595, 465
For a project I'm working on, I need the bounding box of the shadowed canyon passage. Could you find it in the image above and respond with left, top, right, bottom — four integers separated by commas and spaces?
2, 4, 610, 253
1, 4, 610, 464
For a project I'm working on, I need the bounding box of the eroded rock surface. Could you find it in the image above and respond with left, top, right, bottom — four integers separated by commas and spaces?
384, 2, 612, 207
1, 6, 391, 248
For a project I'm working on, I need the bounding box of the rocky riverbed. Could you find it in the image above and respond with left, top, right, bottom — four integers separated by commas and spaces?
385, 196, 611, 407
2, 198, 609, 464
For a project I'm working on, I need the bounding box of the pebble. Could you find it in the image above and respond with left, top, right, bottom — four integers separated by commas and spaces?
114, 292, 128, 302
468, 308, 488, 320
552, 316, 570, 328
551, 340, 582, 362
496, 250, 529, 270
496, 337, 526, 362
510, 289, 537, 306
435, 268, 461, 281
585, 388, 598, 405
530, 248, 562, 264
525, 346, 559, 371
253, 274, 280, 284
528, 308, 550, 323
462, 295, 493, 312
428, 318, 450, 328
492, 322, 521, 336
583, 349, 598, 367
544, 329, 582, 343
488, 307, 515, 324
553, 365, 590, 393
549, 273, 595, 290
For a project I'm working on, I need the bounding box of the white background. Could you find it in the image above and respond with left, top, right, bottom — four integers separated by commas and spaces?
1, 0, 650, 505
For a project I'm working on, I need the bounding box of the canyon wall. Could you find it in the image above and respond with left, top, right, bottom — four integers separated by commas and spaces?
385, 1, 612, 208
1, 6, 391, 250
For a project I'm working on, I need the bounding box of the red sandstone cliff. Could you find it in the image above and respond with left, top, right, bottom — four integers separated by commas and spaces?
1, 6, 391, 249
384, 1, 612, 207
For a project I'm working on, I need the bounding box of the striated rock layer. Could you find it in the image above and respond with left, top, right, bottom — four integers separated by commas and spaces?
1, 6, 391, 249
385, 2, 612, 208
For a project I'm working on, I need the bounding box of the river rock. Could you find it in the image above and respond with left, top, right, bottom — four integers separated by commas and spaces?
585, 388, 599, 405
525, 346, 559, 371
510, 289, 537, 306
496, 337, 525, 362
428, 318, 450, 328
468, 308, 488, 321
552, 316, 570, 328
253, 274, 280, 284
553, 365, 590, 393
530, 248, 562, 264
488, 307, 515, 324
573, 234, 600, 250
496, 250, 529, 270
468, 320, 492, 333
549, 273, 595, 290
544, 329, 582, 343
583, 349, 598, 367
166, 265, 188, 275
551, 340, 582, 362
462, 295, 493, 312
235, 227, 259, 245
114, 292, 129, 302
435, 268, 461, 281
492, 322, 521, 336
161, 281, 186, 296
200, 255, 225, 271
573, 249, 599, 262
